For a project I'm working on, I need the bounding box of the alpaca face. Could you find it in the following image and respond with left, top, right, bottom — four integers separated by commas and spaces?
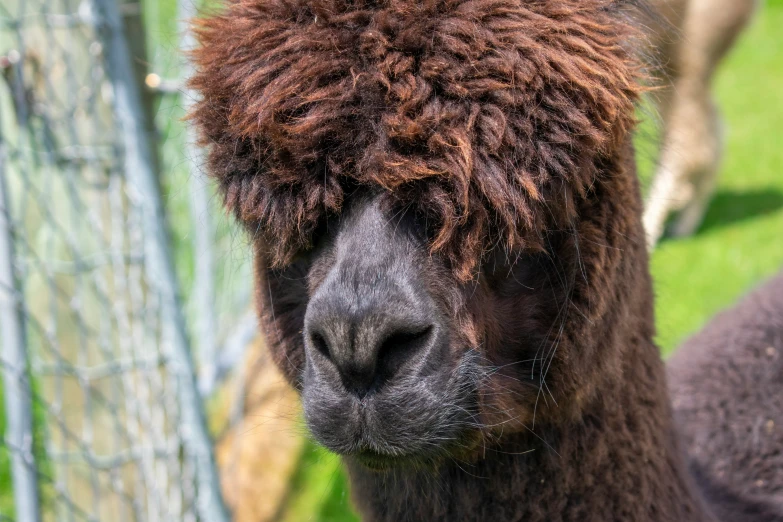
258, 190, 573, 469
296, 194, 482, 467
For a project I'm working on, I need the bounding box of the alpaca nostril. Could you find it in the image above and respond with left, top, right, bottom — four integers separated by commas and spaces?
379, 326, 433, 355
310, 331, 331, 361
376, 325, 434, 379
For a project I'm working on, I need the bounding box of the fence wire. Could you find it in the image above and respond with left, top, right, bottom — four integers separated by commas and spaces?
0, 0, 247, 519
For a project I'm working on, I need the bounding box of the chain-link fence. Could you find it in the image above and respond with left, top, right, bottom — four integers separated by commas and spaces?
0, 0, 253, 519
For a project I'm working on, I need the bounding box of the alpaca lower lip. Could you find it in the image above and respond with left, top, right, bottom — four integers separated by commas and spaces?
353, 449, 406, 470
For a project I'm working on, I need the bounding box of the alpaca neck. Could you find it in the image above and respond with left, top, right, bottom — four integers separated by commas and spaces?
346, 331, 715, 522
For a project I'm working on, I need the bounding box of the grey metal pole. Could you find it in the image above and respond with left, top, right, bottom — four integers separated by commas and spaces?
0, 142, 41, 522
178, 0, 219, 396
90, 0, 229, 519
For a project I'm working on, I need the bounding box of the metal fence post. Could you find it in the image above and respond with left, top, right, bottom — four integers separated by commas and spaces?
90, 0, 229, 519
178, 0, 220, 396
0, 142, 41, 522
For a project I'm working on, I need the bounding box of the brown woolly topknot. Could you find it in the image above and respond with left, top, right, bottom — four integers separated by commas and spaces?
189, 0, 643, 280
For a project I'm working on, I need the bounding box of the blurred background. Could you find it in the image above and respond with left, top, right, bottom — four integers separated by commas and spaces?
0, 0, 780, 520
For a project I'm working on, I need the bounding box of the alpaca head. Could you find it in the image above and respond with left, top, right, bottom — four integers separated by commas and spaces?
190, 0, 646, 470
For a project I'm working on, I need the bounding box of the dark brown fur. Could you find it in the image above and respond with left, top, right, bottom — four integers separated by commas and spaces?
188, 1, 779, 521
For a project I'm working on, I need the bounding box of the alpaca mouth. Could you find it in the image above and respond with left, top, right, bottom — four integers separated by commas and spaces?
353, 449, 402, 470
351, 446, 446, 471
303, 348, 484, 468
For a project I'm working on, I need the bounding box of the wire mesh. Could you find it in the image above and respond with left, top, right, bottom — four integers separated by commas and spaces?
0, 0, 240, 519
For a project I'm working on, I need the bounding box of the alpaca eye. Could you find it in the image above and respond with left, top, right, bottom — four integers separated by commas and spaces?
305, 217, 336, 254
481, 249, 541, 294
404, 206, 437, 243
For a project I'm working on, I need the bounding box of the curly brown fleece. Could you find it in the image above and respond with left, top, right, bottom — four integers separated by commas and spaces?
189, 0, 642, 280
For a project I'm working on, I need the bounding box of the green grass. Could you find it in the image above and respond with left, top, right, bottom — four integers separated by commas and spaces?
651, 2, 783, 354
278, 441, 359, 522
275, 3, 783, 519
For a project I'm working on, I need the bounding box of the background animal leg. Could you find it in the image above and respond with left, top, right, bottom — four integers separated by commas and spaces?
644, 84, 722, 247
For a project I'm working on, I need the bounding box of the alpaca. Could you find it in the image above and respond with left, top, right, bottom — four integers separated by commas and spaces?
188, 0, 780, 520
642, 0, 759, 248
668, 272, 783, 522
